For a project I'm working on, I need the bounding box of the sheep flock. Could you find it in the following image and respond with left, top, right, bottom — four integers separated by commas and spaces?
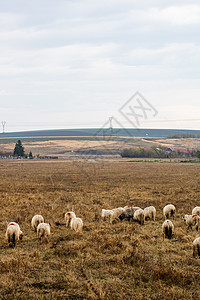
4, 203, 200, 258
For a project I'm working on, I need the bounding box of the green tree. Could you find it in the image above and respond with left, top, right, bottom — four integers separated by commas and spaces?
29, 151, 33, 159
13, 140, 25, 157
196, 150, 200, 160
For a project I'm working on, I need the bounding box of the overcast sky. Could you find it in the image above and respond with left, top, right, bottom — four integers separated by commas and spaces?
0, 0, 200, 132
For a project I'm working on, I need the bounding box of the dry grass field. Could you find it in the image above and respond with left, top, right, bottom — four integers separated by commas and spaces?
0, 160, 200, 299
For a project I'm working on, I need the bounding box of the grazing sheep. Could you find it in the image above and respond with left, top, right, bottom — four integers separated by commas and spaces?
31, 215, 44, 232
144, 206, 156, 221
37, 223, 51, 241
133, 208, 144, 225
110, 207, 125, 224
70, 215, 83, 233
118, 207, 140, 222
64, 211, 76, 227
163, 204, 176, 219
101, 209, 114, 222
192, 207, 200, 216
184, 214, 200, 231
193, 237, 200, 258
5, 222, 23, 248
162, 220, 174, 240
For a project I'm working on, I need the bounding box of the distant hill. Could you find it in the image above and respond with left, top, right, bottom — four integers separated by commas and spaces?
0, 128, 200, 138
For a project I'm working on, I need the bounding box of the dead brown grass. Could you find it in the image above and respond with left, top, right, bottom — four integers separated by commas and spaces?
0, 160, 200, 299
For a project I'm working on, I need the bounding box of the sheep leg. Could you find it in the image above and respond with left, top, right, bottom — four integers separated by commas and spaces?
197, 244, 200, 257
193, 245, 196, 258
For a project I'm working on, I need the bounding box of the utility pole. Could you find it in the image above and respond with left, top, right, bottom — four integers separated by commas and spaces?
109, 117, 113, 130
2, 121, 6, 133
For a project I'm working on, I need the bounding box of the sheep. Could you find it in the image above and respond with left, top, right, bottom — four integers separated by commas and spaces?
192, 207, 200, 216
37, 223, 51, 241
118, 207, 140, 222
162, 220, 174, 240
64, 211, 76, 227
193, 237, 200, 258
70, 216, 83, 233
163, 204, 176, 219
101, 209, 114, 222
31, 215, 44, 232
5, 222, 23, 248
184, 214, 200, 231
110, 207, 125, 224
144, 206, 156, 221
133, 208, 144, 225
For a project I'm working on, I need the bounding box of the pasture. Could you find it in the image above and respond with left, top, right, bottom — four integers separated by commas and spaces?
0, 160, 200, 299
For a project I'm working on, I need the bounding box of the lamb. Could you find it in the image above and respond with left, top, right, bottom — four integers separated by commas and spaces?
193, 237, 200, 258
133, 208, 144, 225
5, 222, 23, 248
118, 207, 140, 222
192, 207, 200, 216
70, 215, 83, 233
31, 215, 44, 232
144, 206, 156, 221
162, 220, 174, 240
184, 214, 200, 231
37, 223, 51, 241
163, 204, 176, 219
64, 211, 76, 227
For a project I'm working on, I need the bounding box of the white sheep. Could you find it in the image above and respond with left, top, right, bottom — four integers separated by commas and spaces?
163, 204, 176, 219
110, 207, 125, 224
192, 207, 200, 216
37, 223, 51, 241
31, 215, 44, 232
184, 214, 200, 231
193, 237, 200, 258
64, 211, 76, 227
133, 208, 144, 225
5, 222, 23, 248
70, 215, 83, 233
162, 220, 174, 240
144, 206, 156, 221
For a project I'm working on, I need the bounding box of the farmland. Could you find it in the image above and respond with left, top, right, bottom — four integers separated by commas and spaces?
0, 160, 200, 299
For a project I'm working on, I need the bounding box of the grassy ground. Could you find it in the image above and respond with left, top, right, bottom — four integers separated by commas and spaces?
0, 160, 200, 299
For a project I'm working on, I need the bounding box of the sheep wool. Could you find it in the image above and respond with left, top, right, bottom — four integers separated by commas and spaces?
70, 217, 83, 233
133, 208, 144, 225
162, 220, 174, 240
163, 204, 176, 219
64, 211, 76, 227
37, 223, 51, 240
193, 237, 200, 258
144, 206, 156, 221
5, 222, 23, 248
192, 207, 200, 216
31, 215, 44, 232
184, 214, 200, 231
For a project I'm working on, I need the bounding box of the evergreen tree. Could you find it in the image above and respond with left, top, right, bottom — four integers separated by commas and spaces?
29, 151, 33, 159
13, 140, 25, 157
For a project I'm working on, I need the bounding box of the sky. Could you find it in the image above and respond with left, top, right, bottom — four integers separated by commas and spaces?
0, 0, 200, 132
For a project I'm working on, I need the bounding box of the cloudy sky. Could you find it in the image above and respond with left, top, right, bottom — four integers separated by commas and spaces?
0, 0, 200, 132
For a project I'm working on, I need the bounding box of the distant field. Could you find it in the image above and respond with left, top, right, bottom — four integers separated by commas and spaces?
0, 136, 200, 158
0, 160, 200, 299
